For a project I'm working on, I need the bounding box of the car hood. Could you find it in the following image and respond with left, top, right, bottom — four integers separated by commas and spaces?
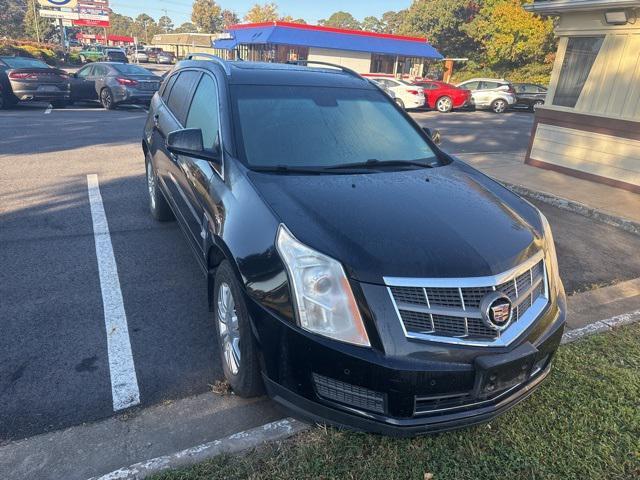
247, 160, 543, 285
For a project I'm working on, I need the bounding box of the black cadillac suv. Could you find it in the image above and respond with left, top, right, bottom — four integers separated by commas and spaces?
143, 55, 566, 436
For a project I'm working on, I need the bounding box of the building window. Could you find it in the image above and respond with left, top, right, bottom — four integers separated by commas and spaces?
553, 36, 604, 108
371, 54, 395, 74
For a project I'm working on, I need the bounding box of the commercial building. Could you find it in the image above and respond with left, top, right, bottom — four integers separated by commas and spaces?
212, 22, 442, 77
525, 0, 640, 193
152, 33, 221, 58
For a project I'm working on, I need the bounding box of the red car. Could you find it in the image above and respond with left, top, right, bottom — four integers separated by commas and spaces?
414, 80, 472, 113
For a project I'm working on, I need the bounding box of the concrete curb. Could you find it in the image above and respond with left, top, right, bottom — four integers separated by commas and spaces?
561, 309, 640, 345
503, 182, 640, 236
88, 418, 309, 480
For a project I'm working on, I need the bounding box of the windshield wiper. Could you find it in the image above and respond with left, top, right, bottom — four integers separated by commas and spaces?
325, 159, 435, 170
250, 165, 332, 174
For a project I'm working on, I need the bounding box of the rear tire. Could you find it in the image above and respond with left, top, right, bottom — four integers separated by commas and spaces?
491, 98, 508, 114
532, 100, 544, 112
394, 98, 405, 110
51, 101, 67, 109
214, 261, 264, 398
100, 88, 116, 110
436, 96, 453, 113
146, 154, 174, 222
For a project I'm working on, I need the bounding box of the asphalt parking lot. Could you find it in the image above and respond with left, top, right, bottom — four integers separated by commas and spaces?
2, 104, 640, 444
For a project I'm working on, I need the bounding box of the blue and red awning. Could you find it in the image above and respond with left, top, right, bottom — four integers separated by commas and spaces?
214, 22, 442, 59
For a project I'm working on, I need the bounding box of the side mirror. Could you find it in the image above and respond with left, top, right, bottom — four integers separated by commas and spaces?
423, 127, 442, 146
166, 128, 221, 163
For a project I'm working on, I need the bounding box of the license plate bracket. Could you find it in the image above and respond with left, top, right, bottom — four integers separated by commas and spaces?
473, 342, 538, 399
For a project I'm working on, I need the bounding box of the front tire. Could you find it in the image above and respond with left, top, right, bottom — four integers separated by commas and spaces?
214, 261, 264, 398
436, 96, 453, 113
100, 88, 116, 110
146, 154, 174, 221
51, 100, 67, 109
394, 98, 405, 110
491, 98, 508, 114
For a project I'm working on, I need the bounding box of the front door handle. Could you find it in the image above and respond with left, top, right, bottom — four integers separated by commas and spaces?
153, 114, 159, 128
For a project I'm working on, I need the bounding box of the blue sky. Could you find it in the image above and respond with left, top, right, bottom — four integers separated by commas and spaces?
108, 0, 413, 26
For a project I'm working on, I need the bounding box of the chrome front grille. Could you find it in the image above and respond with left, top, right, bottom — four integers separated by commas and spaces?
385, 253, 549, 347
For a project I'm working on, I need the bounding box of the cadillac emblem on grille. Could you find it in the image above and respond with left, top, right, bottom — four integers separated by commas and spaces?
480, 292, 513, 331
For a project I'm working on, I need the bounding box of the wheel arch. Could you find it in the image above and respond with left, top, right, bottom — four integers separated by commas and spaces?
206, 237, 243, 312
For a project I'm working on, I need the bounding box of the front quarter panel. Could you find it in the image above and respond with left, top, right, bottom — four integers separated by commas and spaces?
205, 160, 292, 321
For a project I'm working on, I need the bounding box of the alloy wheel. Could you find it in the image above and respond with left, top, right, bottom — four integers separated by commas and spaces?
437, 97, 452, 113
533, 101, 544, 111
101, 89, 113, 109
492, 99, 507, 113
217, 283, 241, 375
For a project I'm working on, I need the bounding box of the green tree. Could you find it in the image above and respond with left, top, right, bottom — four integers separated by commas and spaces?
463, 0, 555, 67
280, 15, 306, 24
319, 11, 361, 30
174, 22, 198, 33
191, 0, 223, 32
221, 9, 239, 29
381, 10, 407, 34
109, 12, 134, 37
399, 0, 480, 57
361, 16, 383, 33
158, 15, 174, 33
132, 14, 159, 44
23, 0, 55, 42
0, 0, 26, 39
244, 3, 279, 23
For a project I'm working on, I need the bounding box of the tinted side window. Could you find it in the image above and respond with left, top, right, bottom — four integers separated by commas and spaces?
186, 74, 221, 152
462, 81, 479, 90
93, 65, 108, 76
167, 71, 201, 125
161, 74, 178, 101
480, 81, 500, 90
77, 65, 94, 78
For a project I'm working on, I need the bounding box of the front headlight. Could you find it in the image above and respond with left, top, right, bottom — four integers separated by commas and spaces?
276, 225, 371, 347
540, 212, 562, 295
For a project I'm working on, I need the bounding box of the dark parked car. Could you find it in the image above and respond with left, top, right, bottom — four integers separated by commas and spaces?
70, 62, 161, 109
156, 50, 176, 64
143, 56, 566, 436
105, 48, 129, 63
145, 47, 164, 63
0, 56, 70, 109
513, 83, 548, 111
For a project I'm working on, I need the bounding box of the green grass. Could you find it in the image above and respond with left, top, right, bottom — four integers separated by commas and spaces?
154, 325, 640, 480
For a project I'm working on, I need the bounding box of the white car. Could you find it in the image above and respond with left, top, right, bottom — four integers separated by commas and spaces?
455, 78, 516, 113
131, 48, 149, 63
369, 77, 425, 110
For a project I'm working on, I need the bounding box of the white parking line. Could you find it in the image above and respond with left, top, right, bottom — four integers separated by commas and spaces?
44, 104, 53, 114
87, 174, 141, 411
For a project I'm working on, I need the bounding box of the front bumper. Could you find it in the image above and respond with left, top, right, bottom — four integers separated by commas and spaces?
250, 290, 566, 436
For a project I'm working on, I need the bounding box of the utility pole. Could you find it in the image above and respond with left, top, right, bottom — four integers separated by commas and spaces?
162, 8, 169, 33
31, 0, 41, 43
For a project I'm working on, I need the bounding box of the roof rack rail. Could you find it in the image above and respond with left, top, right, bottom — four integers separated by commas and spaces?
185, 53, 231, 75
291, 60, 363, 80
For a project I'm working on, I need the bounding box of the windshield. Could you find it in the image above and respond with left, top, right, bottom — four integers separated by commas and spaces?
2, 57, 50, 69
232, 85, 439, 170
113, 64, 152, 75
